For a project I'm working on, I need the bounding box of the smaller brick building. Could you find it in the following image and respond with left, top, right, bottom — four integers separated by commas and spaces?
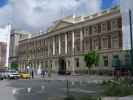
0, 42, 7, 67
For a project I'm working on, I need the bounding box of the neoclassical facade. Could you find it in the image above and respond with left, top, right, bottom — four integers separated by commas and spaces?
18, 7, 126, 73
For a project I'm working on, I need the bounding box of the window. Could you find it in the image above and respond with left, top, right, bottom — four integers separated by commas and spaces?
117, 18, 122, 28
111, 19, 118, 30
125, 54, 130, 66
102, 37, 108, 49
92, 24, 98, 33
103, 56, 108, 67
98, 24, 101, 33
75, 58, 79, 68
112, 35, 119, 48
101, 22, 107, 32
107, 21, 111, 31
68, 60, 70, 67
93, 39, 99, 50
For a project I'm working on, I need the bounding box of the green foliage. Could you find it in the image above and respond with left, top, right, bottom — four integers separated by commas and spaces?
84, 51, 99, 69
102, 80, 133, 97
11, 62, 19, 70
64, 96, 101, 100
64, 96, 76, 100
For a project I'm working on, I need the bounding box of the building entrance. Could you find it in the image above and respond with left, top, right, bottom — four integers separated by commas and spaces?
58, 57, 66, 75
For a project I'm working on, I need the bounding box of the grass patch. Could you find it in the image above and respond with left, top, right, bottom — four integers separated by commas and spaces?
102, 79, 133, 97
64, 96, 101, 100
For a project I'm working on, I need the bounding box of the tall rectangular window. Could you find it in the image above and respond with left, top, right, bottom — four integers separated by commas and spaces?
102, 37, 108, 49
103, 56, 108, 67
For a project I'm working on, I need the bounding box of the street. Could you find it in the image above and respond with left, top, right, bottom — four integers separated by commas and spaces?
0, 75, 111, 100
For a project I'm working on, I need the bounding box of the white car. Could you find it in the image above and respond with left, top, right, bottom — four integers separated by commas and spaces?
7, 70, 20, 79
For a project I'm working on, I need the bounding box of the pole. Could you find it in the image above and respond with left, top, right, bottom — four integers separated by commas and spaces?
66, 79, 69, 97
129, 10, 133, 68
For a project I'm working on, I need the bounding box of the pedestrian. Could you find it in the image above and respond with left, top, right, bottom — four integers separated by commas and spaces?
41, 69, 45, 78
31, 70, 34, 79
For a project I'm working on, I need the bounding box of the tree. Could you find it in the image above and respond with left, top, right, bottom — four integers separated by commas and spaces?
11, 62, 19, 70
84, 51, 99, 74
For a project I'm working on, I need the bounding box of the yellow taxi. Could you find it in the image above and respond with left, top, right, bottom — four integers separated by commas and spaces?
20, 72, 31, 79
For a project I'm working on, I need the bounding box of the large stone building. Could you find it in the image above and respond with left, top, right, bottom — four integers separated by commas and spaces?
0, 42, 7, 67
17, 6, 130, 73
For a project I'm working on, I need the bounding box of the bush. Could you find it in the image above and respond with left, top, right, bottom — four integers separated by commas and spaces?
102, 80, 133, 97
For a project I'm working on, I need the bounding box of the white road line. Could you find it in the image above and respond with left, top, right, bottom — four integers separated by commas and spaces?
41, 86, 45, 90
27, 88, 31, 93
12, 88, 25, 95
12, 88, 17, 95
71, 81, 75, 86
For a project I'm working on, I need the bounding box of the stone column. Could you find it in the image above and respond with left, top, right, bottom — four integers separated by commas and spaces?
72, 31, 75, 74
47, 39, 50, 57
59, 35, 61, 55
80, 29, 83, 52
65, 33, 67, 54
53, 37, 55, 55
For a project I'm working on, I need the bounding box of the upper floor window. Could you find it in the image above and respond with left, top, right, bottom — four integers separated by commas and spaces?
103, 56, 108, 67
93, 39, 99, 50
75, 58, 79, 68
111, 34, 119, 48
101, 22, 107, 32
111, 19, 118, 30
107, 21, 111, 31
92, 24, 98, 34
102, 37, 108, 49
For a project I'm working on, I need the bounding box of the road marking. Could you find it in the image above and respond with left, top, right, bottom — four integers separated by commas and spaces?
61, 88, 96, 94
12, 88, 17, 95
41, 86, 45, 90
27, 88, 31, 93
71, 81, 75, 86
80, 80, 82, 85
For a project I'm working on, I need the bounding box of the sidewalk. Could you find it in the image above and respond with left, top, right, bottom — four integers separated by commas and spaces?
33, 73, 113, 82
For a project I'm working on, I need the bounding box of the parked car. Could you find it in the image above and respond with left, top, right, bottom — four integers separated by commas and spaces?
0, 73, 4, 80
58, 70, 71, 75
20, 72, 31, 79
7, 70, 20, 79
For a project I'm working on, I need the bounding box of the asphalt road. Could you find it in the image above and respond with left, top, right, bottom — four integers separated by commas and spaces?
0, 78, 103, 100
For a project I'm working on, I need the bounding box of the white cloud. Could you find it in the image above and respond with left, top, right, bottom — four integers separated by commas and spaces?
0, 0, 101, 36
120, 0, 133, 49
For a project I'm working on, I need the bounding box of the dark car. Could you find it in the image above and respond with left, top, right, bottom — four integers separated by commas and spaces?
0, 73, 4, 80
58, 70, 71, 75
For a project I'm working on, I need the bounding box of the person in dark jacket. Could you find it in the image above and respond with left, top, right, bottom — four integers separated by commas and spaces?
31, 70, 34, 79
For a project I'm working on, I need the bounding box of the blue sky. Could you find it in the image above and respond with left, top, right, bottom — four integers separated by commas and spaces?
0, 0, 8, 7
0, 0, 119, 9
101, 0, 119, 9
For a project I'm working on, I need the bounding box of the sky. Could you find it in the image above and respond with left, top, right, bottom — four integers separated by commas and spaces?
0, 0, 119, 42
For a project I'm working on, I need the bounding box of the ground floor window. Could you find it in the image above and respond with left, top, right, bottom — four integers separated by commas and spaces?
68, 60, 70, 67
75, 58, 79, 68
103, 56, 108, 67
125, 54, 130, 66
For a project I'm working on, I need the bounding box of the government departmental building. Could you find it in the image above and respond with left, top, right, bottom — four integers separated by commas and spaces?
18, 7, 127, 73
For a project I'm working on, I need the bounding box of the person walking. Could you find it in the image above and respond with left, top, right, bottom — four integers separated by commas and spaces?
41, 69, 45, 78
31, 70, 34, 79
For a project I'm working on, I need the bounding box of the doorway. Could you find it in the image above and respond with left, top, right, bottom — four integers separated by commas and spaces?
58, 57, 66, 75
